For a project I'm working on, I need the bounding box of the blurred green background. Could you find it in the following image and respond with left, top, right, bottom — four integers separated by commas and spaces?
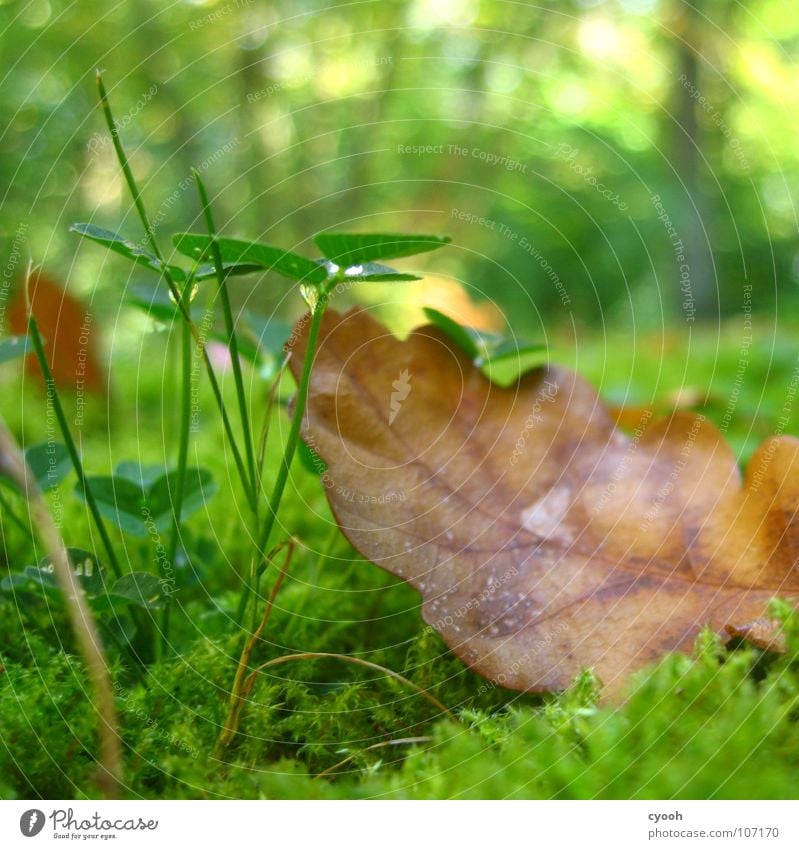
1, 0, 797, 341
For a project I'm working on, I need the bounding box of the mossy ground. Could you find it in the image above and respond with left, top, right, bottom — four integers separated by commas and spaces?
1, 316, 798, 799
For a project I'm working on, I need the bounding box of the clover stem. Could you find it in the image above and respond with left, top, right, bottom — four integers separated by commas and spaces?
235, 293, 327, 624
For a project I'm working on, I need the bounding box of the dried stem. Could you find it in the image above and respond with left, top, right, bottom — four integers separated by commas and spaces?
0, 419, 122, 797
242, 653, 457, 722
214, 541, 294, 757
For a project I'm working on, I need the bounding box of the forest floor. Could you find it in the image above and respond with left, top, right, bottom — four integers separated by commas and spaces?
1, 314, 798, 799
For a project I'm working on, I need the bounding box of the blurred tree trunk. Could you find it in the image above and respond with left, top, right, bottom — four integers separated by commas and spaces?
672, 0, 717, 320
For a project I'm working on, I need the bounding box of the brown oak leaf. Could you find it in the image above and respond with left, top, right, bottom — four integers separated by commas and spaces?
289, 308, 798, 694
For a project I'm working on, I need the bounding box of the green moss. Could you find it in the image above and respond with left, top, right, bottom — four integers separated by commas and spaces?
2, 601, 797, 799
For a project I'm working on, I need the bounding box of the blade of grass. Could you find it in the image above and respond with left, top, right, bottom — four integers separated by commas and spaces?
25, 301, 152, 672
23, 266, 152, 668
232, 356, 289, 624
96, 72, 162, 262
193, 170, 257, 508
25, 304, 123, 580
96, 71, 256, 517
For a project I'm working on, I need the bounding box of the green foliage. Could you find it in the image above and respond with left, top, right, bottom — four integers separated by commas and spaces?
423, 306, 546, 385
107, 572, 165, 611
0, 646, 119, 799
172, 234, 327, 285
72, 223, 272, 285
70, 223, 184, 279
316, 260, 422, 282
313, 233, 452, 266
1, 548, 105, 603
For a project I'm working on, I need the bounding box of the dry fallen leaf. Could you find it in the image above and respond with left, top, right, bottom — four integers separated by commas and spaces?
290, 308, 798, 694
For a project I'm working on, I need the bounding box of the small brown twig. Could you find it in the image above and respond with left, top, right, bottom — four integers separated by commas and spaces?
241, 652, 457, 721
